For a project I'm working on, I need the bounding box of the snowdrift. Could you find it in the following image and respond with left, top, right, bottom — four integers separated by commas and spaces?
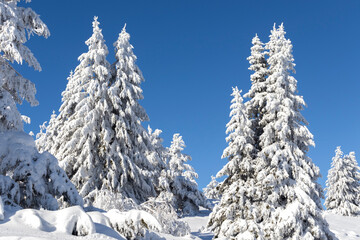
5, 206, 95, 236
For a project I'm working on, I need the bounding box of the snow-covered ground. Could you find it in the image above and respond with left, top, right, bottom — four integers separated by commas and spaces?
0, 206, 359, 240
324, 212, 360, 240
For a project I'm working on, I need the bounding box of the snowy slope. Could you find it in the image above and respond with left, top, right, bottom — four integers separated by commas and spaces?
0, 207, 359, 240
324, 212, 360, 240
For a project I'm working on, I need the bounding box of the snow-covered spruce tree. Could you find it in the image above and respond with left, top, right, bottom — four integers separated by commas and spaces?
203, 176, 220, 200
325, 147, 360, 216
147, 125, 167, 192
157, 133, 207, 216
36, 16, 115, 204
36, 110, 57, 153
104, 25, 161, 202
244, 34, 268, 150
208, 87, 262, 239
39, 18, 110, 202
254, 23, 334, 239
0, 0, 82, 209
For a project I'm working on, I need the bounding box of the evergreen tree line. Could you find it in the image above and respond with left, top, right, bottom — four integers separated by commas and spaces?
1, 1, 360, 239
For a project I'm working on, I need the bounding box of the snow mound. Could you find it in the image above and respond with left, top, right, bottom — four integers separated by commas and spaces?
11, 206, 95, 236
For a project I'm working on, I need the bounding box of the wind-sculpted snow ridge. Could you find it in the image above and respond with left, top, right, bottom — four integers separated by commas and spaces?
0, 131, 83, 209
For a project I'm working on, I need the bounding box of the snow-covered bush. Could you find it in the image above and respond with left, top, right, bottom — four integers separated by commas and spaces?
325, 147, 360, 216
89, 189, 139, 212
140, 198, 190, 236
105, 209, 163, 240
0, 132, 82, 209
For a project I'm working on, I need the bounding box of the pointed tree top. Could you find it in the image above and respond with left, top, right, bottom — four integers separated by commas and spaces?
231, 86, 242, 101
273, 22, 277, 31
277, 22, 286, 35
122, 23, 127, 33
252, 34, 261, 44
279, 22, 285, 30
335, 146, 343, 155
92, 16, 100, 30
116, 23, 130, 45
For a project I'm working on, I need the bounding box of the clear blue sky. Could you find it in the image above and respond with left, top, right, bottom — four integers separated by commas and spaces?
18, 0, 360, 191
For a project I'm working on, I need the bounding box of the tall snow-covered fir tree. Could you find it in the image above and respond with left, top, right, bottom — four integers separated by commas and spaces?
325, 147, 360, 216
0, 0, 82, 210
244, 34, 268, 151
157, 133, 207, 216
36, 16, 115, 204
105, 24, 161, 202
254, 23, 334, 239
207, 87, 262, 239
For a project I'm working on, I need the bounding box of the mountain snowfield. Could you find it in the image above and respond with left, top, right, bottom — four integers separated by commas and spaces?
0, 204, 358, 240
